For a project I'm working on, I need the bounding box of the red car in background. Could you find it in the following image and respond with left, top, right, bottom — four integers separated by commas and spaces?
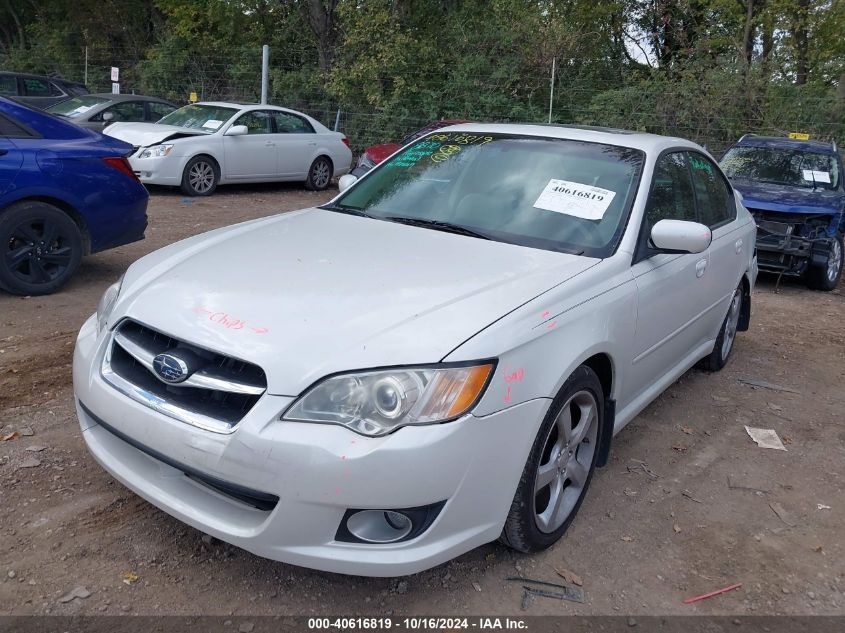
351, 119, 468, 176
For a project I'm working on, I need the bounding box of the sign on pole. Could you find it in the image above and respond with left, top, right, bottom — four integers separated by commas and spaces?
189, 91, 198, 103
110, 67, 119, 82
111, 83, 120, 94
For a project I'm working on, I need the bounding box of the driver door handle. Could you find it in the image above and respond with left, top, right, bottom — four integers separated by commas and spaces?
264, 141, 275, 147
695, 258, 708, 278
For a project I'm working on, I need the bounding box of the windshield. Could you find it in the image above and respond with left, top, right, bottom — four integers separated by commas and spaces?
330, 133, 644, 256
157, 104, 238, 132
47, 95, 110, 117
720, 146, 840, 190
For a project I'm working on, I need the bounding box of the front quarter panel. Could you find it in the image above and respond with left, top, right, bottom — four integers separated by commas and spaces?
446, 258, 637, 418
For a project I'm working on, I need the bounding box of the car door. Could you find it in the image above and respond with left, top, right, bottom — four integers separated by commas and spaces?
273, 111, 317, 177
19, 76, 66, 109
627, 151, 713, 400
0, 115, 25, 195
687, 151, 744, 339
222, 110, 279, 179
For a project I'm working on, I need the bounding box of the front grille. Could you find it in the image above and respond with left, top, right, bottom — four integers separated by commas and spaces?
101, 320, 267, 434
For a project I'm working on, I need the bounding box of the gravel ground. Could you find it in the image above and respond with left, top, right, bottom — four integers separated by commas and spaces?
1, 183, 843, 617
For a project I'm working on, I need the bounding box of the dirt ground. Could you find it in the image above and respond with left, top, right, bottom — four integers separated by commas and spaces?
1, 184, 843, 618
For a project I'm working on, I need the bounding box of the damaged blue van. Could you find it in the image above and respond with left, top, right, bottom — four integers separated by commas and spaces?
720, 134, 844, 291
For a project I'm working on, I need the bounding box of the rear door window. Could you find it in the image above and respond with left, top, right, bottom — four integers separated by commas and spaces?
0, 113, 35, 138
273, 111, 314, 133
21, 77, 53, 97
147, 101, 176, 121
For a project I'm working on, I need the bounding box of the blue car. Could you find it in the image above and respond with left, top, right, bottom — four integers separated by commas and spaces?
0, 96, 148, 295
720, 134, 844, 291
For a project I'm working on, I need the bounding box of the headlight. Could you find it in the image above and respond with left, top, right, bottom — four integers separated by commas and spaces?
139, 144, 173, 159
283, 362, 495, 437
96, 276, 124, 333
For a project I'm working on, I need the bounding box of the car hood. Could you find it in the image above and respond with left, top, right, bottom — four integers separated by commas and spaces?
732, 179, 844, 215
365, 143, 402, 164
104, 122, 209, 147
116, 209, 598, 395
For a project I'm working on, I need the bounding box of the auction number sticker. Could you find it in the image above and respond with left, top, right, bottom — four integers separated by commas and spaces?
533, 179, 616, 220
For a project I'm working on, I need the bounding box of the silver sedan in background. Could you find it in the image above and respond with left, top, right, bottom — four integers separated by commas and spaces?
47, 93, 177, 131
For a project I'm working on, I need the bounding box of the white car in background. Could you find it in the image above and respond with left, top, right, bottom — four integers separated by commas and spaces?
75, 124, 757, 576
105, 102, 352, 196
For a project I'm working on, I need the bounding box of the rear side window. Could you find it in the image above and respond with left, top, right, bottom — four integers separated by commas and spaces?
21, 77, 54, 97
0, 113, 32, 138
643, 151, 697, 230
688, 152, 735, 228
273, 111, 314, 133
148, 101, 175, 121
0, 75, 17, 96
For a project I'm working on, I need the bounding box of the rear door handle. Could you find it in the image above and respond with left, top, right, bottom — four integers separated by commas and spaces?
735, 238, 743, 254
264, 141, 275, 146
695, 258, 708, 278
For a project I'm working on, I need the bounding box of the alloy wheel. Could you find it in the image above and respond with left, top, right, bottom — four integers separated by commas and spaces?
4, 218, 74, 286
188, 161, 215, 194
721, 287, 742, 360
827, 239, 842, 283
534, 390, 599, 533
312, 160, 331, 189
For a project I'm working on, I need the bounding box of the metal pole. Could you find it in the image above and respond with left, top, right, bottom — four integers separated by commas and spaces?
334, 108, 341, 132
261, 45, 270, 104
548, 57, 556, 124
84, 46, 88, 86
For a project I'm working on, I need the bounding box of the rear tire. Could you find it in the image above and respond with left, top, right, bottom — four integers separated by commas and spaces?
304, 156, 333, 191
501, 365, 603, 553
0, 201, 83, 296
805, 233, 843, 291
180, 156, 219, 196
699, 282, 742, 371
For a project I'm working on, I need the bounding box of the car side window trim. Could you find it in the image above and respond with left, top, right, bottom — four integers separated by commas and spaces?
0, 112, 42, 139
686, 150, 737, 231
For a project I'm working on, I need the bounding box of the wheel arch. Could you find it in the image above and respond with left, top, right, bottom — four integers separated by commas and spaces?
579, 352, 615, 468
2, 196, 91, 255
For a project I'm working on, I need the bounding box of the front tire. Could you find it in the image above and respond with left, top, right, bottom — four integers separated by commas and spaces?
304, 156, 333, 191
0, 201, 83, 295
501, 365, 603, 553
180, 156, 219, 196
806, 233, 843, 291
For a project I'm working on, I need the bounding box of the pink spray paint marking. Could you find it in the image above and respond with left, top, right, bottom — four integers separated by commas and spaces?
193, 306, 270, 335
503, 367, 525, 403
541, 310, 550, 318
547, 321, 557, 330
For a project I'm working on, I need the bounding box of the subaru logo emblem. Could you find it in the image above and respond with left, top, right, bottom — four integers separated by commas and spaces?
152, 352, 190, 384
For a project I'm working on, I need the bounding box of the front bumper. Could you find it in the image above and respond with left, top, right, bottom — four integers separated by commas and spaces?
73, 315, 547, 576
128, 153, 185, 186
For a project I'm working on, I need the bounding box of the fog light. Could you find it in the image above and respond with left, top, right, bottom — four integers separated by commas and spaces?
336, 501, 446, 545
346, 510, 413, 543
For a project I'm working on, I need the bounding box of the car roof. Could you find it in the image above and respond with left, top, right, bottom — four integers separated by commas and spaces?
436, 122, 704, 154
733, 134, 837, 155
195, 101, 310, 115
0, 70, 85, 87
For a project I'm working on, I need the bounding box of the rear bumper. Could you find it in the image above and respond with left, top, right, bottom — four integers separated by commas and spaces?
73, 314, 547, 576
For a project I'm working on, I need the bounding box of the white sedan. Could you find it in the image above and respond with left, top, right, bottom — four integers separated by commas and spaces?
105, 102, 352, 196
74, 124, 756, 576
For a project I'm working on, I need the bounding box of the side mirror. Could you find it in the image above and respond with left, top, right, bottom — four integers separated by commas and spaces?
102, 112, 114, 122
338, 174, 358, 192
224, 125, 248, 136
650, 219, 711, 254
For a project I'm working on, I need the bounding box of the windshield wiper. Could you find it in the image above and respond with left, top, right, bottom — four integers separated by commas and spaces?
382, 216, 492, 240
320, 203, 372, 218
